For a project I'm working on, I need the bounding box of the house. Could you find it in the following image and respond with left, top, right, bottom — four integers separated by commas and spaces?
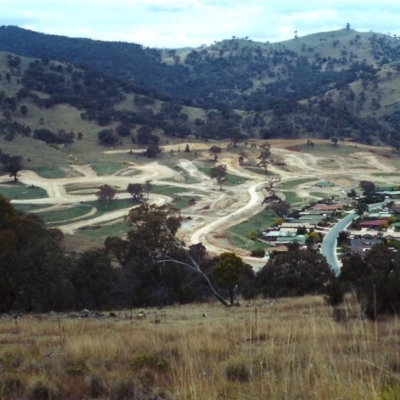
359, 219, 389, 229
350, 238, 381, 257
389, 203, 400, 214
276, 235, 306, 245
378, 190, 400, 199
309, 204, 340, 212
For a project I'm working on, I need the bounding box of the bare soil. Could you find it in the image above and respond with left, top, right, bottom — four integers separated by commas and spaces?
2, 139, 398, 267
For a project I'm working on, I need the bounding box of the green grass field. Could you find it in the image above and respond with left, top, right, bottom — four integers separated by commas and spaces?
227, 211, 275, 251
197, 166, 248, 186
170, 195, 202, 209
90, 162, 126, 176
278, 177, 316, 189
0, 182, 48, 200
283, 191, 304, 205
37, 204, 93, 223
151, 185, 189, 197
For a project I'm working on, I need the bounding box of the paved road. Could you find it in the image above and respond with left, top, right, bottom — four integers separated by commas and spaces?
321, 211, 357, 275
321, 202, 387, 275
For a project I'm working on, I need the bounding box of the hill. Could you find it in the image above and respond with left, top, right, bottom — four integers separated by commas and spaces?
3, 26, 400, 148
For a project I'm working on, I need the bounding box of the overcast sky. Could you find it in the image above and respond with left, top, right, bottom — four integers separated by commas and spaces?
1, 0, 400, 48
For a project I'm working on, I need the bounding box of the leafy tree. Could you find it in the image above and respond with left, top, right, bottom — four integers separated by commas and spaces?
270, 201, 291, 218
0, 203, 73, 312
72, 249, 118, 310
137, 125, 153, 145
97, 129, 118, 146
359, 180, 376, 196
209, 146, 222, 161
340, 244, 400, 319
212, 252, 245, 305
20, 105, 28, 116
96, 184, 117, 206
106, 204, 231, 306
256, 243, 334, 297
144, 144, 161, 158
230, 128, 243, 147
347, 188, 357, 198
356, 201, 369, 216
127, 183, 144, 202
116, 123, 132, 137
257, 151, 270, 173
210, 164, 227, 190
0, 152, 23, 182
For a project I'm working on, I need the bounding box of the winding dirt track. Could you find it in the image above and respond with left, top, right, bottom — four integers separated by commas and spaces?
1, 139, 399, 267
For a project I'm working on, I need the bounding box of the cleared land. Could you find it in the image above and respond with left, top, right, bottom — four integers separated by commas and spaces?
1, 138, 399, 267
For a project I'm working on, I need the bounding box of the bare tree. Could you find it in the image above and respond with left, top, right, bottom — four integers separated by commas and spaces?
261, 177, 282, 206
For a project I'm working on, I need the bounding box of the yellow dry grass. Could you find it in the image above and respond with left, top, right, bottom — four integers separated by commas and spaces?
1, 295, 400, 399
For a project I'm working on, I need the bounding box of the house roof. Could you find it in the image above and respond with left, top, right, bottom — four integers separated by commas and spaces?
281, 223, 315, 229
359, 219, 389, 227
310, 204, 342, 211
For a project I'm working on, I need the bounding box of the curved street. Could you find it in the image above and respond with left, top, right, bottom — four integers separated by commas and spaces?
321, 202, 387, 275
321, 211, 357, 275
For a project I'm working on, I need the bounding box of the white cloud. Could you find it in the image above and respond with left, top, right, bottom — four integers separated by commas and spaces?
1, 0, 400, 47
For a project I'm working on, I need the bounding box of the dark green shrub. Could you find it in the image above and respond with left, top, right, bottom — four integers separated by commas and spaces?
251, 248, 265, 258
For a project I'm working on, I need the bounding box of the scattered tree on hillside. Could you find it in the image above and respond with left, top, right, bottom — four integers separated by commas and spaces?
261, 177, 282, 206
97, 129, 118, 146
0, 151, 23, 182
257, 151, 271, 173
210, 164, 227, 189
270, 201, 291, 218
144, 144, 161, 158
127, 183, 144, 202
331, 137, 338, 146
96, 184, 117, 206
20, 105, 28, 116
212, 252, 245, 305
230, 128, 243, 147
209, 145, 222, 161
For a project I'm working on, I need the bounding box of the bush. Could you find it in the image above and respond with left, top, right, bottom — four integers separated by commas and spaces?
251, 248, 265, 258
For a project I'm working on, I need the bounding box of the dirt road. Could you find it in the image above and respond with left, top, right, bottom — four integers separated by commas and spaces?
2, 139, 399, 268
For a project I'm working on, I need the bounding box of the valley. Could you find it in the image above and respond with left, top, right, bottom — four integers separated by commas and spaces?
2, 138, 399, 265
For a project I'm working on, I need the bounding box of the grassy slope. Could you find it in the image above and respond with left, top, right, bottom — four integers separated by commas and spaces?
0, 295, 399, 399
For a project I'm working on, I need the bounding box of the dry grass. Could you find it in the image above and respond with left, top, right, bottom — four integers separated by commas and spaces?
1, 296, 400, 399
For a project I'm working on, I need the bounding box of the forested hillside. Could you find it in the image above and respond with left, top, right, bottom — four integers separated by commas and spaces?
2, 25, 400, 147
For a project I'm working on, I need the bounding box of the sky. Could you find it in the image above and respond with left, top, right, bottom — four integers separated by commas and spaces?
1, 0, 400, 49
